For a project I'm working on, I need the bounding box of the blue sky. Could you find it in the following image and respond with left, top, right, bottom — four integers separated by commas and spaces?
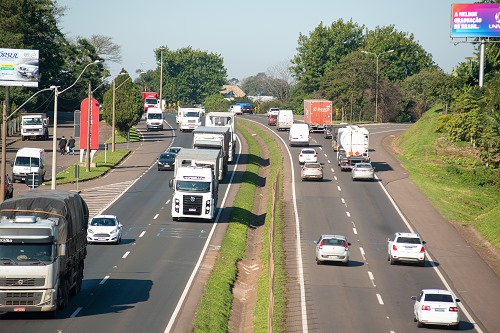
57, 0, 475, 81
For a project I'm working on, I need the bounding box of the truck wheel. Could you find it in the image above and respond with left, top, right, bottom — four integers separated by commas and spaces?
172, 217, 178, 221
22, 136, 26, 141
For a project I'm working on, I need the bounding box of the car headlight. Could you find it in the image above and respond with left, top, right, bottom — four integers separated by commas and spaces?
88, 229, 94, 234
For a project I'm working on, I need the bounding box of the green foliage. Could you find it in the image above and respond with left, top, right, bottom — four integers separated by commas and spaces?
203, 93, 229, 112
241, 72, 271, 96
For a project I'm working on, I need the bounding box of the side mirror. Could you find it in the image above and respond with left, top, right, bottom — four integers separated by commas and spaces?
410, 296, 417, 301
118, 223, 123, 228
456, 298, 461, 303
347, 242, 351, 246
387, 238, 390, 242
422, 240, 426, 244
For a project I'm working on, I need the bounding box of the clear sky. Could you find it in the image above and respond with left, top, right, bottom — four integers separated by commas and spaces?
57, 0, 475, 81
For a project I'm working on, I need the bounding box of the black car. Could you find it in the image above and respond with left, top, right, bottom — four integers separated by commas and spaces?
241, 106, 254, 114
324, 125, 333, 139
167, 146, 182, 154
157, 152, 176, 171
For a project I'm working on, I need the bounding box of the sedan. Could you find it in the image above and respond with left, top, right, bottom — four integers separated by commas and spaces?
388, 232, 426, 266
87, 215, 123, 244
167, 146, 182, 154
301, 162, 323, 181
158, 152, 176, 171
411, 289, 460, 329
351, 162, 375, 180
314, 234, 350, 265
298, 148, 317, 164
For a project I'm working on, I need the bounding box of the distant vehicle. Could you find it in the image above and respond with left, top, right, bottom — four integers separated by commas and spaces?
324, 125, 333, 139
146, 107, 164, 131
276, 110, 294, 131
4, 174, 13, 199
351, 162, 375, 181
268, 114, 277, 126
167, 147, 182, 154
301, 162, 323, 181
177, 107, 203, 131
411, 289, 460, 329
241, 105, 254, 114
229, 105, 243, 115
304, 99, 332, 132
12, 147, 46, 183
267, 107, 280, 117
157, 152, 176, 171
18, 60, 39, 80
142, 92, 158, 111
289, 123, 310, 147
387, 232, 426, 266
314, 234, 351, 265
87, 215, 122, 244
21, 113, 49, 141
298, 148, 317, 164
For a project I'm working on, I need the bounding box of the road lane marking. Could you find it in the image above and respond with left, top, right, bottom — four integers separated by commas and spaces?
346, 211, 351, 218
353, 228, 358, 235
331, 168, 334, 173
327, 160, 331, 164
153, 213, 159, 220
166, 200, 170, 205
139, 231, 146, 238
368, 271, 376, 287
337, 185, 341, 191
359, 247, 366, 260
99, 275, 110, 285
71, 307, 83, 318
376, 293, 384, 305
341, 198, 346, 206
122, 251, 130, 259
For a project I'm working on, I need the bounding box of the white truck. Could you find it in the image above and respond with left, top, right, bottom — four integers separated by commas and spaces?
169, 152, 219, 222
177, 106, 203, 132
205, 112, 236, 163
336, 125, 370, 170
192, 126, 230, 180
21, 113, 49, 141
12, 147, 46, 183
174, 148, 221, 182
145, 107, 164, 131
276, 109, 294, 131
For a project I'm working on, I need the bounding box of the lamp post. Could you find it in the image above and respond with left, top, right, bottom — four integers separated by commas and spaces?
112, 73, 131, 152
361, 50, 394, 123
159, 47, 165, 111
50, 60, 101, 190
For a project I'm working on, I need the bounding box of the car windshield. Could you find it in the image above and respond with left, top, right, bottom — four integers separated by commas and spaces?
355, 164, 372, 169
91, 218, 117, 227
396, 237, 421, 244
160, 153, 175, 159
23, 118, 43, 125
302, 150, 315, 154
324, 238, 344, 246
169, 148, 181, 154
148, 113, 162, 119
304, 163, 321, 168
15, 156, 40, 167
145, 98, 157, 104
424, 294, 454, 302
185, 111, 200, 117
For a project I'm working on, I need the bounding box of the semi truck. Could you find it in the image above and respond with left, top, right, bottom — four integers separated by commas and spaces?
304, 99, 333, 132
177, 106, 203, 131
142, 92, 158, 111
205, 112, 236, 163
21, 113, 49, 141
336, 125, 370, 170
192, 126, 230, 179
0, 190, 89, 317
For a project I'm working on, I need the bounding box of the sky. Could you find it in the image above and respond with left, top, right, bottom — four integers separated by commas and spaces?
57, 0, 476, 82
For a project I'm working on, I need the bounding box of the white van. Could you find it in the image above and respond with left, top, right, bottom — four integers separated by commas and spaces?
146, 107, 164, 131
12, 147, 46, 183
276, 110, 294, 131
289, 123, 310, 147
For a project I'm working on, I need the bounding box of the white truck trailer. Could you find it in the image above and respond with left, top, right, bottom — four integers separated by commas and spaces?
336, 125, 370, 170
205, 112, 236, 163
192, 126, 230, 179
21, 113, 49, 141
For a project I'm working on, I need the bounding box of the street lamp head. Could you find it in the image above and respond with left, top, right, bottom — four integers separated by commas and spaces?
93, 59, 102, 64
387, 49, 395, 53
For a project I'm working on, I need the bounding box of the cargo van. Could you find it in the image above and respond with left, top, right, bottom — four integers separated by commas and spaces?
12, 147, 46, 183
146, 107, 164, 131
289, 123, 310, 147
277, 110, 294, 131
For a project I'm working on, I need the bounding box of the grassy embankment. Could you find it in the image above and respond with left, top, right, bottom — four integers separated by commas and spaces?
396, 106, 500, 250
193, 120, 286, 332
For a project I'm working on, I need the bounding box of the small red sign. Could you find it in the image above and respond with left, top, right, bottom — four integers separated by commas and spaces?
80, 97, 100, 150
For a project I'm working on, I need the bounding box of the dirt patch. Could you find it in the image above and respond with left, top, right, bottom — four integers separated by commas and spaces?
228, 125, 271, 333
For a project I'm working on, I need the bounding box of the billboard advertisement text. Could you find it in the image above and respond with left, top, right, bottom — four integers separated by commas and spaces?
0, 48, 39, 87
451, 3, 500, 38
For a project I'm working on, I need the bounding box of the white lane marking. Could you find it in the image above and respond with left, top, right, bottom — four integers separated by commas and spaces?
71, 307, 83, 318
319, 146, 323, 150
368, 271, 376, 287
324, 154, 327, 157
331, 168, 335, 173
153, 213, 159, 220
346, 211, 351, 218
122, 251, 130, 259
359, 247, 366, 260
100, 275, 110, 285
353, 228, 358, 235
341, 198, 346, 205
376, 293, 384, 305
139, 231, 146, 238
337, 185, 341, 191
327, 160, 331, 164
334, 176, 337, 181
376, 175, 484, 333
166, 200, 170, 205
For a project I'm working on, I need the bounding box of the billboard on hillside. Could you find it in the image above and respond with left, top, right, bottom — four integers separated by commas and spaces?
451, 3, 500, 38
0, 48, 39, 87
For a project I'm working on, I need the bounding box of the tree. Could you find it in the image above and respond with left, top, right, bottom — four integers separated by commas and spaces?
265, 60, 295, 102
203, 93, 229, 112
88, 35, 122, 63
241, 73, 271, 96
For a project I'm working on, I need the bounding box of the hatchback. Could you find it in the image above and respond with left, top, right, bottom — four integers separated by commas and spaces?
388, 232, 426, 266
324, 125, 333, 139
301, 162, 323, 181
167, 146, 182, 154
411, 289, 460, 329
351, 162, 375, 180
314, 234, 351, 265
298, 148, 317, 164
87, 215, 123, 244
158, 152, 176, 171
268, 114, 277, 126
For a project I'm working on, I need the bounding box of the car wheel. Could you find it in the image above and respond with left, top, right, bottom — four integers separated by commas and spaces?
316, 258, 322, 265
172, 217, 178, 221
417, 321, 424, 328
390, 256, 395, 265
413, 315, 417, 322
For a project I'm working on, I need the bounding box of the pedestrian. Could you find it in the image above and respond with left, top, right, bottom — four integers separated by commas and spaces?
59, 135, 67, 155
68, 136, 75, 155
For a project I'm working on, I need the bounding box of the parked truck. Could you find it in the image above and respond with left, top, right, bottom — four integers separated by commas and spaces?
303, 99, 333, 132
177, 106, 203, 131
169, 150, 219, 222
192, 126, 230, 179
0, 190, 89, 317
336, 125, 370, 170
142, 91, 158, 112
205, 112, 236, 163
21, 113, 49, 141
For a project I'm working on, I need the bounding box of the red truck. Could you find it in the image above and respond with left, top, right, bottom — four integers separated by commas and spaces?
142, 92, 158, 111
304, 99, 333, 132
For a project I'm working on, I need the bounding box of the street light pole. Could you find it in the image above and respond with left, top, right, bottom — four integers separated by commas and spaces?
159, 48, 164, 111
362, 50, 394, 123
50, 60, 101, 190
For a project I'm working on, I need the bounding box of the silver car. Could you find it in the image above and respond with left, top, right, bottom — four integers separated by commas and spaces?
351, 162, 375, 181
314, 234, 350, 265
301, 162, 323, 181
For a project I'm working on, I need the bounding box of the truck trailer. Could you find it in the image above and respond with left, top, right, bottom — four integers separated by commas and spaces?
21, 113, 49, 141
205, 112, 236, 163
336, 125, 370, 170
0, 190, 89, 317
192, 126, 230, 179
303, 99, 333, 132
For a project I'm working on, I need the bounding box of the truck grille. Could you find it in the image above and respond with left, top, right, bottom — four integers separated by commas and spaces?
2, 292, 43, 305
0, 277, 45, 287
183, 195, 203, 215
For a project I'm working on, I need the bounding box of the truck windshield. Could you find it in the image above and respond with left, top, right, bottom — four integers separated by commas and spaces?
148, 113, 162, 119
184, 111, 199, 117
23, 118, 42, 125
176, 181, 211, 192
145, 98, 157, 104
0, 243, 53, 265
15, 156, 40, 167
210, 116, 230, 126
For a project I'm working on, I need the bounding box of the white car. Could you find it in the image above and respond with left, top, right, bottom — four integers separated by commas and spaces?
298, 148, 317, 164
387, 232, 426, 266
314, 234, 350, 265
411, 289, 460, 329
87, 215, 123, 244
351, 162, 375, 181
229, 105, 243, 115
267, 107, 280, 117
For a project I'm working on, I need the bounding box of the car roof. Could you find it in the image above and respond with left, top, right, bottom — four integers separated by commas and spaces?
395, 232, 420, 238
421, 289, 454, 295
92, 214, 117, 219
300, 148, 316, 152
321, 234, 347, 240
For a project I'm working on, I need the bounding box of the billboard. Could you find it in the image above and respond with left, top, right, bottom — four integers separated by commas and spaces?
451, 3, 500, 38
0, 48, 39, 87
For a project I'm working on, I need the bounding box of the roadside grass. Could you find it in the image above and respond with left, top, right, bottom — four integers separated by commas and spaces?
396, 106, 500, 250
105, 127, 140, 144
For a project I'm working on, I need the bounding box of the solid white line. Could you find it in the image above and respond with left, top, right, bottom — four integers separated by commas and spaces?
99, 275, 110, 285
153, 213, 159, 220
376, 293, 384, 305
359, 247, 366, 260
139, 231, 146, 238
70, 306, 83, 318
122, 251, 130, 259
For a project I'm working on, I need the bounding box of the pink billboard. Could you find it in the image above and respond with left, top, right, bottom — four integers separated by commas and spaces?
451, 3, 500, 38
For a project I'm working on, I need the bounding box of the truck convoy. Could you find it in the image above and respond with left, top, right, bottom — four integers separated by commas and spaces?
145, 107, 164, 131
170, 149, 220, 221
336, 125, 370, 170
0, 190, 89, 316
21, 113, 49, 141
142, 92, 158, 112
177, 106, 203, 132
192, 126, 230, 180
304, 99, 333, 132
205, 112, 236, 163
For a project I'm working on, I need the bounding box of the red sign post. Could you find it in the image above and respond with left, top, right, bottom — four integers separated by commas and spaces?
80, 97, 100, 149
